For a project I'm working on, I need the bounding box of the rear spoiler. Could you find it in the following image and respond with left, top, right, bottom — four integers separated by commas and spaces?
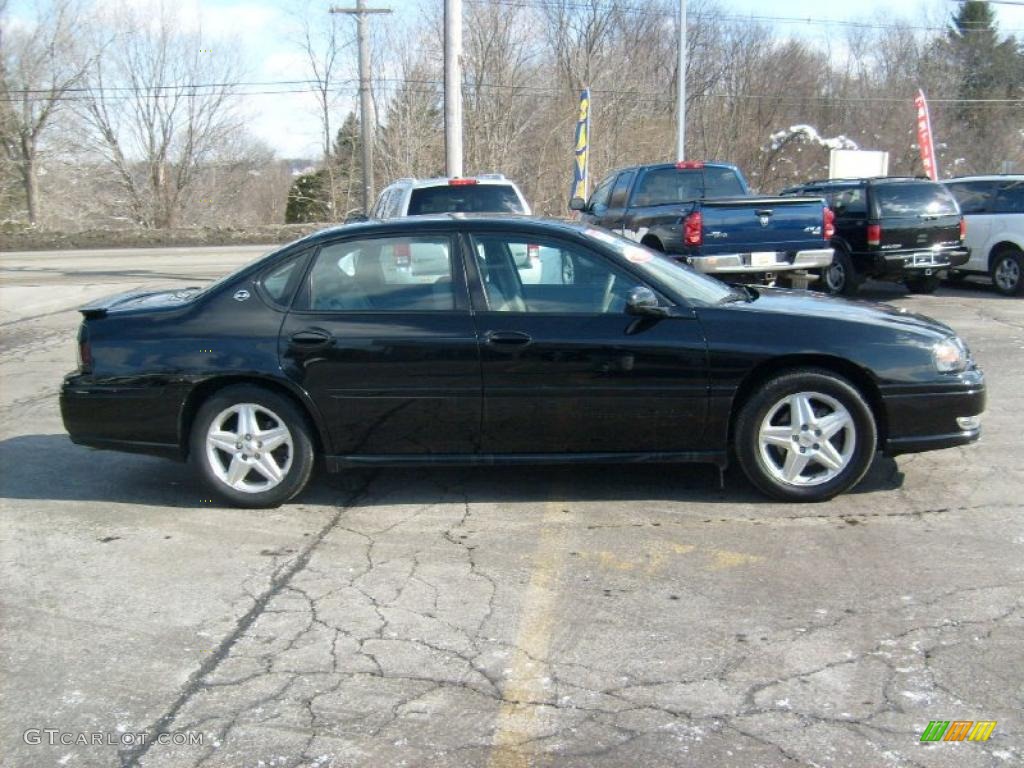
78, 288, 200, 319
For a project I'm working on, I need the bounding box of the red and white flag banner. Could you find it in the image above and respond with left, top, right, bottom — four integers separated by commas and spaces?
914, 89, 939, 181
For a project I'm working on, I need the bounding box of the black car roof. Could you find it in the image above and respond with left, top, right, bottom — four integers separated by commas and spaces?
301, 214, 589, 245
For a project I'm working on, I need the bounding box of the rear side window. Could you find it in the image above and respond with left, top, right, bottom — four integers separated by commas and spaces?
632, 167, 744, 206
829, 187, 867, 216
946, 181, 996, 214
872, 183, 958, 218
260, 249, 310, 307
994, 181, 1024, 214
407, 184, 524, 215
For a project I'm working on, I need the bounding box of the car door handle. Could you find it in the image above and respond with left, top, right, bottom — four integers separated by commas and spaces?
290, 329, 333, 346
755, 208, 774, 217
484, 330, 532, 347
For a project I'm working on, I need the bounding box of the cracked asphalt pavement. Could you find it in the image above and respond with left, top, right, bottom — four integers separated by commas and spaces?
1, 246, 1022, 768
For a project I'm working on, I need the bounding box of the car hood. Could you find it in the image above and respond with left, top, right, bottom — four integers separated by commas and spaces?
726, 287, 956, 340
79, 287, 202, 318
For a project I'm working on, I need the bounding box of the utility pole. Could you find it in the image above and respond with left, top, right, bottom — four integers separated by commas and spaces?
444, 0, 463, 177
330, 1, 391, 213
676, 0, 687, 162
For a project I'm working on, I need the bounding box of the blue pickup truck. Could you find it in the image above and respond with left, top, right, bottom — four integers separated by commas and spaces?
570, 161, 835, 285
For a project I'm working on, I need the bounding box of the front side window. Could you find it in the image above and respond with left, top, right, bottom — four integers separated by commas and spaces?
471, 234, 640, 314
588, 175, 615, 210
407, 184, 524, 215
301, 236, 456, 312
609, 171, 636, 208
946, 181, 996, 215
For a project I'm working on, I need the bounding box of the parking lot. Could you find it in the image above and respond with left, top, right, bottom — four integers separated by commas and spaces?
1, 245, 1021, 768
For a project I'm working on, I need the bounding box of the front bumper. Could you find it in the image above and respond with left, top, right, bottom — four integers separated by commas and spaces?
880, 368, 985, 456
685, 248, 834, 275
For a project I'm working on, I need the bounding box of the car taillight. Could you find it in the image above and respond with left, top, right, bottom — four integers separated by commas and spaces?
959, 218, 967, 240
823, 206, 835, 239
78, 326, 93, 373
527, 244, 540, 264
675, 160, 704, 170
448, 178, 478, 186
867, 223, 882, 247
683, 211, 703, 247
394, 242, 411, 266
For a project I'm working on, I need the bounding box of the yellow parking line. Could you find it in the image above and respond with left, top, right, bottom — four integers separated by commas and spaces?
488, 499, 568, 768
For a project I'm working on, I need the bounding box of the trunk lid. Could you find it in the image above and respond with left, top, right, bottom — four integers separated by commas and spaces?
78, 287, 201, 318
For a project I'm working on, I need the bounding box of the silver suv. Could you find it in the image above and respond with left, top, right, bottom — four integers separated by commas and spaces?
370, 175, 566, 283
944, 175, 1024, 295
371, 174, 532, 218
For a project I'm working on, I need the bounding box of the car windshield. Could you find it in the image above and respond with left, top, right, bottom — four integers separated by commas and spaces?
581, 228, 739, 306
873, 182, 959, 218
408, 184, 526, 215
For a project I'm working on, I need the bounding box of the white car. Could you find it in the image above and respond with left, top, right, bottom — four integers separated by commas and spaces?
370, 174, 563, 284
944, 175, 1024, 295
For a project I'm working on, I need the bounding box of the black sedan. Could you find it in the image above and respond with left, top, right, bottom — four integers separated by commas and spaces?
61, 216, 985, 507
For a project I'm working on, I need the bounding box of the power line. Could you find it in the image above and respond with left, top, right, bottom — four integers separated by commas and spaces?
3, 78, 1022, 107
466, 0, 1024, 33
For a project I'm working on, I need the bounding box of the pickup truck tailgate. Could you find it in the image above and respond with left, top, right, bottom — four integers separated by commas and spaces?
698, 196, 827, 256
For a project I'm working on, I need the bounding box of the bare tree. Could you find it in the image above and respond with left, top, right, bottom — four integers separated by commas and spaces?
287, 0, 353, 214
0, 0, 91, 225
78, 2, 245, 228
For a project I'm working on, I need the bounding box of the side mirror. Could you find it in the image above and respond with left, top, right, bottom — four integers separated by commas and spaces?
568, 196, 588, 212
345, 212, 369, 224
626, 286, 669, 317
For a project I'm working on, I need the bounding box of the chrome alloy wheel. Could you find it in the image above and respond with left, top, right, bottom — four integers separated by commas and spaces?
994, 255, 1020, 293
825, 261, 845, 292
757, 391, 855, 487
205, 403, 294, 493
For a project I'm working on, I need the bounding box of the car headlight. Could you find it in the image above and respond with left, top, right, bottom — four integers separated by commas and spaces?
933, 337, 968, 373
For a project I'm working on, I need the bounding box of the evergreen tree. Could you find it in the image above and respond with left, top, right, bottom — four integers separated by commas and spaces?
285, 170, 331, 223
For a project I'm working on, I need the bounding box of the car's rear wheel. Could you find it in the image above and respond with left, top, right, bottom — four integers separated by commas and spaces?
735, 370, 877, 502
190, 385, 315, 508
820, 247, 861, 296
990, 248, 1023, 296
905, 275, 940, 294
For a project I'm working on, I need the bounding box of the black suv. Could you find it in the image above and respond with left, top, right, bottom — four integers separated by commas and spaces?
781, 177, 969, 295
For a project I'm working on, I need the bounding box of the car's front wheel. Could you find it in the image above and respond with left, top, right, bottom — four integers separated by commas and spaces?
734, 370, 877, 502
190, 385, 315, 508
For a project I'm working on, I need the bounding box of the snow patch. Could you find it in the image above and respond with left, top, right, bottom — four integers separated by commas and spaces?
768, 125, 859, 151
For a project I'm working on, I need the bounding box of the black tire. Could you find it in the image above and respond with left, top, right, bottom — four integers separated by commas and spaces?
990, 248, 1024, 296
190, 385, 315, 508
734, 369, 877, 503
944, 270, 969, 284
820, 247, 861, 296
904, 275, 941, 294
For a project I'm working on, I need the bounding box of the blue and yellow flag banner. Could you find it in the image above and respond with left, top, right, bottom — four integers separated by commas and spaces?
569, 88, 591, 205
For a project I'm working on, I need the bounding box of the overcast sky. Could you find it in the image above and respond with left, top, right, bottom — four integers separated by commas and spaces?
7, 0, 1024, 158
